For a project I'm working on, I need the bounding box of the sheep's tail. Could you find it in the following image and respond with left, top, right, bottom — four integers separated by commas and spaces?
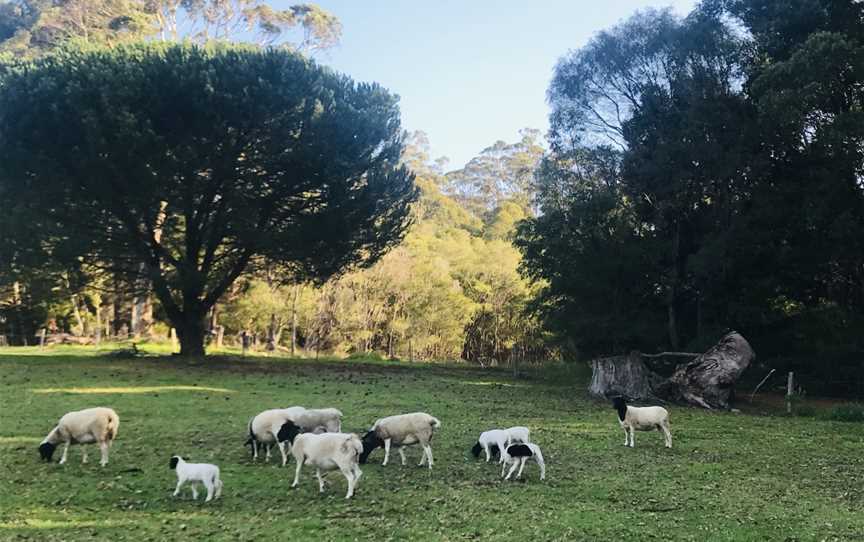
343, 435, 363, 458
105, 411, 119, 443
244, 417, 257, 449
429, 416, 441, 429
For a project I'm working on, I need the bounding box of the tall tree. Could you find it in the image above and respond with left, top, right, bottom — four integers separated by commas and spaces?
0, 43, 417, 356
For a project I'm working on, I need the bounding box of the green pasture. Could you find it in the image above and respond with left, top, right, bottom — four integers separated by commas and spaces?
0, 347, 862, 541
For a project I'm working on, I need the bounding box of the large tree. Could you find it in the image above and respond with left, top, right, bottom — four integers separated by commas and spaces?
0, 43, 417, 356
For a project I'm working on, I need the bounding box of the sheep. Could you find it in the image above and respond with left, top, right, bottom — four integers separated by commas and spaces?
245, 407, 343, 465
244, 407, 307, 465
501, 443, 546, 481
291, 408, 343, 433
278, 422, 363, 499
169, 456, 223, 502
612, 396, 672, 448
470, 426, 531, 463
38, 407, 119, 466
359, 412, 440, 469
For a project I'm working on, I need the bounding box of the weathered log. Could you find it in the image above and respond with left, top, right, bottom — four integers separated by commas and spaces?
666, 331, 754, 409
588, 331, 755, 409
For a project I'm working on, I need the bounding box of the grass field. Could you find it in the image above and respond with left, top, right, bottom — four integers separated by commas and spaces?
1, 347, 863, 541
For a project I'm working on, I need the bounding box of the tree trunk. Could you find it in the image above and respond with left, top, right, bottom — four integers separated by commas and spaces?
588, 331, 755, 410
175, 313, 207, 357
291, 284, 299, 357
70, 294, 85, 336
589, 351, 666, 400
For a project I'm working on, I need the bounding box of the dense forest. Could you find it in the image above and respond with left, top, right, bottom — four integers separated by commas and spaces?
1, 0, 863, 384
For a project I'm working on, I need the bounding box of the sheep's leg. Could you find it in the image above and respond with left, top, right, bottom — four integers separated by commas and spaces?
173, 480, 184, 497
252, 441, 258, 461
483, 444, 491, 463
316, 469, 325, 493
516, 457, 527, 479
504, 461, 519, 480
291, 458, 304, 488
382, 439, 391, 466
501, 460, 507, 478
340, 466, 355, 499
398, 447, 407, 466
214, 478, 223, 499
425, 445, 433, 469
190, 484, 199, 501
99, 441, 109, 466
622, 427, 629, 447
81, 448, 89, 464
628, 427, 635, 448
204, 480, 215, 502
264, 442, 271, 462
418, 446, 426, 467
59, 442, 70, 465
661, 422, 672, 448
353, 465, 363, 483
279, 442, 289, 466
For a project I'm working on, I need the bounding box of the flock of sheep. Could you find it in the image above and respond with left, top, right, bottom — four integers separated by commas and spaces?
36, 396, 673, 501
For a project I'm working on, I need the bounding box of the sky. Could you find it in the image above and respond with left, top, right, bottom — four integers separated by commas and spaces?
278, 0, 698, 170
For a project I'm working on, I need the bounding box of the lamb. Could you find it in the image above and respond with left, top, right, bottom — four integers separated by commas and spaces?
245, 406, 343, 465
278, 422, 363, 499
358, 412, 440, 469
169, 456, 223, 502
612, 396, 672, 448
501, 443, 546, 481
470, 426, 531, 463
38, 407, 119, 466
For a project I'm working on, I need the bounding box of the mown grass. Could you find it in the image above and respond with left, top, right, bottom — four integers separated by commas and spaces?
1, 347, 863, 541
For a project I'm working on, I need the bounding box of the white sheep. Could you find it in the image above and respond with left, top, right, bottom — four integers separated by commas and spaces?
246, 406, 343, 465
359, 412, 440, 469
501, 443, 546, 481
38, 407, 119, 466
245, 407, 306, 465
471, 426, 531, 463
169, 456, 223, 502
278, 422, 363, 499
291, 408, 343, 433
612, 396, 672, 448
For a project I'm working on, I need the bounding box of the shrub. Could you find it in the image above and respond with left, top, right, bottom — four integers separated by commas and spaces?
828, 403, 864, 423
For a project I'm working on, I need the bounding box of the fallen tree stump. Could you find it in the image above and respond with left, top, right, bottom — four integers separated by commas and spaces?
588, 331, 755, 409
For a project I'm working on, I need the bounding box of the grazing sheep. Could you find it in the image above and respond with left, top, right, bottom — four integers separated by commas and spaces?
38, 407, 119, 466
278, 422, 363, 499
501, 443, 546, 481
470, 426, 531, 463
169, 456, 223, 502
612, 396, 672, 448
245, 407, 306, 465
359, 412, 440, 469
245, 407, 342, 465
291, 408, 343, 433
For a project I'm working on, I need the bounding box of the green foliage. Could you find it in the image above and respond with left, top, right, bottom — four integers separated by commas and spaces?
828, 403, 864, 423
522, 1, 864, 368
0, 43, 417, 356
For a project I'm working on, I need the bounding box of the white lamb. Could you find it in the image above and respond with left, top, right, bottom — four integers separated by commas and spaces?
358, 412, 440, 469
169, 456, 223, 502
38, 407, 119, 466
501, 443, 546, 481
278, 422, 363, 499
471, 426, 531, 463
612, 396, 672, 448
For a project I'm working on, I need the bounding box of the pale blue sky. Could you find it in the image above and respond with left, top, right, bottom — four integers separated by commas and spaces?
281, 1, 698, 169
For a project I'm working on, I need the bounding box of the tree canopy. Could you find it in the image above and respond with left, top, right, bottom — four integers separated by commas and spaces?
0, 43, 416, 356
